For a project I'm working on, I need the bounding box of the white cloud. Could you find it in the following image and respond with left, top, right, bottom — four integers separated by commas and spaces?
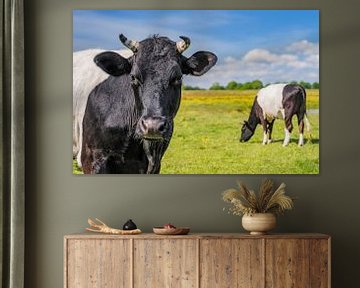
243, 49, 298, 65
286, 40, 319, 55
184, 40, 319, 88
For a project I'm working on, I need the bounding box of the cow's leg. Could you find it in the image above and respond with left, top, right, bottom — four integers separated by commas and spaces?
88, 150, 109, 174
92, 152, 127, 174
76, 123, 83, 168
144, 141, 162, 174
81, 146, 112, 174
93, 157, 108, 173
283, 112, 293, 146
143, 140, 170, 174
283, 128, 291, 146
267, 120, 275, 144
262, 131, 268, 145
80, 144, 92, 174
297, 112, 305, 146
258, 112, 268, 145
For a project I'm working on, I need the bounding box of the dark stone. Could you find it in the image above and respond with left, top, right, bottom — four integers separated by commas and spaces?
123, 219, 137, 230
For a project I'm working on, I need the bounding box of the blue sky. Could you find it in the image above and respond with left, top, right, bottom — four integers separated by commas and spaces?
73, 10, 319, 88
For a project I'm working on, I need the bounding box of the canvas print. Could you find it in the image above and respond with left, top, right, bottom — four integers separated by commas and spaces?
73, 10, 319, 174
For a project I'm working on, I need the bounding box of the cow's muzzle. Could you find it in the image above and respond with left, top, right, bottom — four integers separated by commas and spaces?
138, 116, 169, 141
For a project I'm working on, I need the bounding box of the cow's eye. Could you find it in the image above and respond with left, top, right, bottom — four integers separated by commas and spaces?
130, 74, 141, 87
171, 76, 182, 86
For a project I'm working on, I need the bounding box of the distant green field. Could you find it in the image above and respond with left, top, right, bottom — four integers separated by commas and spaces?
73, 89, 319, 174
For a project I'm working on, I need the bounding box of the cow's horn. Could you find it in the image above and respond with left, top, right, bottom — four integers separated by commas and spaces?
176, 36, 190, 53
119, 34, 139, 52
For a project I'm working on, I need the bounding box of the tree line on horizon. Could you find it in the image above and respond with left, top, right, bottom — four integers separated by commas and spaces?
183, 80, 320, 91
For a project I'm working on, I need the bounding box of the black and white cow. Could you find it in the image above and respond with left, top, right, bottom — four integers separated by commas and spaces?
73, 48, 133, 168
240, 83, 310, 146
80, 34, 217, 174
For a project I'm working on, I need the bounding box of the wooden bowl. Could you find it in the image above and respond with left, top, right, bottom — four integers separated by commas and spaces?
153, 227, 190, 235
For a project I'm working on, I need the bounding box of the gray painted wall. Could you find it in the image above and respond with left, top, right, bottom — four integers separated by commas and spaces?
24, 0, 360, 287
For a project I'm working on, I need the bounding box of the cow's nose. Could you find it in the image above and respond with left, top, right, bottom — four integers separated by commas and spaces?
139, 116, 168, 139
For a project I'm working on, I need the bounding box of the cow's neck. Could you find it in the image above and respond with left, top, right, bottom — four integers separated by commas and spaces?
247, 97, 261, 131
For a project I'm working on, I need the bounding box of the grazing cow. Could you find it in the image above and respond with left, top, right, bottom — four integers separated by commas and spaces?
81, 34, 217, 174
240, 83, 310, 146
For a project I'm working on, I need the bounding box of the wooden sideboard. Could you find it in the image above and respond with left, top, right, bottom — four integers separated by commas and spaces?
64, 233, 330, 288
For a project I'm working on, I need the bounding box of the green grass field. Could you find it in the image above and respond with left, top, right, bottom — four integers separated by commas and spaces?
73, 89, 319, 174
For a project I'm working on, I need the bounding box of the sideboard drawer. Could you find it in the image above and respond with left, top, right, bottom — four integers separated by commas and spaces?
134, 239, 198, 288
200, 239, 263, 288
66, 239, 132, 288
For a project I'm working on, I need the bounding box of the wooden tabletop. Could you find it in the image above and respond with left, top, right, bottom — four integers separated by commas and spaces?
64, 232, 330, 240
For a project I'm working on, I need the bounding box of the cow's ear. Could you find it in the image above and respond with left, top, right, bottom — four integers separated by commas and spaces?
94, 52, 131, 76
182, 51, 217, 76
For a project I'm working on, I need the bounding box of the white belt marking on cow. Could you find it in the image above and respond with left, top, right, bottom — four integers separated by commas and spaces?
257, 83, 287, 119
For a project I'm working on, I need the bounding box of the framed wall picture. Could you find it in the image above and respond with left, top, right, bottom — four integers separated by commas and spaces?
72, 10, 319, 174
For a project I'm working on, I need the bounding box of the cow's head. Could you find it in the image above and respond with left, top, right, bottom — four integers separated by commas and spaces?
240, 121, 255, 142
94, 34, 217, 141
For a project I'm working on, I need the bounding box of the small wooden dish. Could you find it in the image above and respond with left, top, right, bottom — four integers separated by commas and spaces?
153, 227, 190, 235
